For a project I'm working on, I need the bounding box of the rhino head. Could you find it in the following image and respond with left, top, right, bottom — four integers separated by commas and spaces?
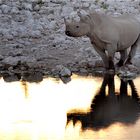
64, 13, 91, 37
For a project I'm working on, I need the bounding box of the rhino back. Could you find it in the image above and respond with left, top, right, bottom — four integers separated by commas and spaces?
88, 13, 119, 44
112, 16, 140, 49
88, 12, 140, 50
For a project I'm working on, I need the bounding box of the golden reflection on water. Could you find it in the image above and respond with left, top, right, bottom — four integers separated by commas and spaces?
0, 75, 139, 140
0, 75, 100, 140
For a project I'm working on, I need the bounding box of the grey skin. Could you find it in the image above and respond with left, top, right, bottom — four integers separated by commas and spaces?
65, 11, 140, 70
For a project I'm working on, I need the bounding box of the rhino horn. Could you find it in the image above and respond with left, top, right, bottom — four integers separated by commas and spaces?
64, 17, 69, 25
64, 17, 67, 24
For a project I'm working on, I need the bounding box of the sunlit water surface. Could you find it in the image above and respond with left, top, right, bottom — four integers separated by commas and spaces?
0, 74, 139, 140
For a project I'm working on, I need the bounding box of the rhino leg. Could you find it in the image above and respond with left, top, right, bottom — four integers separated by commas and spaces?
126, 35, 140, 64
117, 50, 127, 67
108, 56, 115, 70
93, 45, 109, 69
106, 44, 116, 70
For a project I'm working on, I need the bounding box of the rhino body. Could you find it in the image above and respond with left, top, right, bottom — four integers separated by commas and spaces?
65, 12, 140, 70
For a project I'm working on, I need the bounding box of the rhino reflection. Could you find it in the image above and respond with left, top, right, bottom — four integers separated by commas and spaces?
67, 74, 140, 130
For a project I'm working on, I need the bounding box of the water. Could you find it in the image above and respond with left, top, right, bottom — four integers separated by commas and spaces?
0, 74, 139, 140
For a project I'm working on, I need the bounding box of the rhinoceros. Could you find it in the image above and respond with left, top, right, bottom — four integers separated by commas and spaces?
65, 11, 140, 70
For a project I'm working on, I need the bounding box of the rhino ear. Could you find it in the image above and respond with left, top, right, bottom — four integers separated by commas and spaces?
77, 11, 82, 18
80, 15, 90, 23
77, 11, 90, 23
